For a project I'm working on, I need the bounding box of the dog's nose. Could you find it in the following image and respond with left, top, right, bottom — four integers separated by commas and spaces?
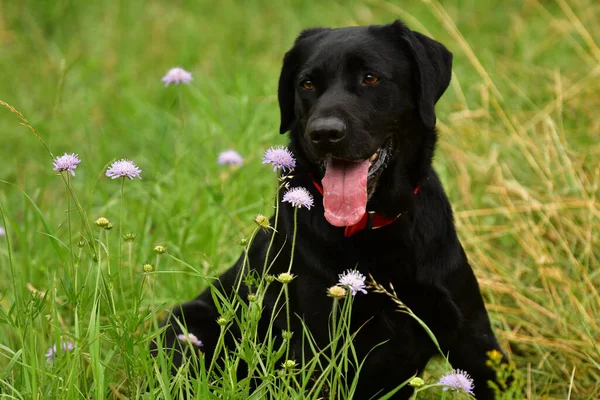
308, 117, 347, 144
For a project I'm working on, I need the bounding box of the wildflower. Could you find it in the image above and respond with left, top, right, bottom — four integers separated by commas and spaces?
105, 222, 114, 230
337, 270, 367, 296
247, 294, 257, 302
52, 153, 81, 176
282, 187, 314, 210
254, 214, 271, 230
143, 264, 154, 273
438, 369, 475, 395
487, 349, 503, 363
161, 67, 193, 86
95, 217, 111, 228
282, 330, 293, 341
122, 233, 137, 242
217, 149, 243, 166
264, 275, 275, 283
105, 159, 142, 180
282, 359, 297, 369
45, 340, 75, 363
177, 332, 203, 347
327, 285, 347, 298
217, 316, 228, 326
276, 272, 295, 284
238, 238, 248, 246
409, 377, 425, 387
0, 226, 5, 237
262, 146, 296, 172
153, 245, 167, 254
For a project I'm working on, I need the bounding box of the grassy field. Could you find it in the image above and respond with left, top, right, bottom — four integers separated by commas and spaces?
1, 0, 599, 398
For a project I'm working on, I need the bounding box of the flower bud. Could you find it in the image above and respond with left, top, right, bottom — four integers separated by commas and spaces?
153, 245, 166, 254
254, 214, 270, 229
95, 217, 110, 228
276, 272, 295, 284
327, 285, 347, 298
143, 264, 154, 273
409, 377, 425, 387
122, 233, 137, 242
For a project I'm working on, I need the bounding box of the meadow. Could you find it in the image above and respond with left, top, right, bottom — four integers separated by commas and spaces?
0, 0, 599, 398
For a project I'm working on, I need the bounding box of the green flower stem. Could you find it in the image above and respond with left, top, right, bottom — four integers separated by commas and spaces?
286, 207, 298, 273
66, 173, 74, 276
118, 178, 124, 298
284, 284, 291, 360
104, 229, 117, 316
206, 324, 227, 379
128, 241, 133, 292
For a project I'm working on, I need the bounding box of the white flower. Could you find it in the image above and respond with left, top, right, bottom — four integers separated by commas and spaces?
337, 269, 367, 296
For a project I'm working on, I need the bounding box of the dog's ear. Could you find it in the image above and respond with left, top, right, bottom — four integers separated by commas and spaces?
278, 28, 329, 134
391, 20, 453, 129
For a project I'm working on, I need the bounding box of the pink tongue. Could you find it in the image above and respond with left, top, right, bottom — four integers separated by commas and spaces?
321, 159, 370, 227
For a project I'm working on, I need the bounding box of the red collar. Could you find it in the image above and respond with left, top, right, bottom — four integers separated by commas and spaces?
311, 180, 420, 237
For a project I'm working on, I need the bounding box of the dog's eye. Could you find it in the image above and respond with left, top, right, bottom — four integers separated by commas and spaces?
301, 80, 314, 90
363, 73, 379, 85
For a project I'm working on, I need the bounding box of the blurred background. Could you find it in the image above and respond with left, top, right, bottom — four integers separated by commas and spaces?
0, 0, 599, 398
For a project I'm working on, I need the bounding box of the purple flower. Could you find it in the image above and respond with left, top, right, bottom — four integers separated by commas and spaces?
217, 149, 244, 166
262, 146, 296, 172
438, 369, 475, 395
282, 187, 314, 210
161, 67, 193, 86
177, 333, 203, 347
45, 340, 75, 363
53, 153, 81, 176
337, 270, 367, 296
106, 159, 142, 180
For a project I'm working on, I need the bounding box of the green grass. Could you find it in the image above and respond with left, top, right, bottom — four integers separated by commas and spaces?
1, 0, 599, 398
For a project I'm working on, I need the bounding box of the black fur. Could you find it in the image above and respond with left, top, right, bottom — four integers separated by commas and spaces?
154, 20, 505, 399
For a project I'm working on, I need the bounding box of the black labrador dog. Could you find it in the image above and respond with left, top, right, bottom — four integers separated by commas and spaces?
157, 20, 505, 399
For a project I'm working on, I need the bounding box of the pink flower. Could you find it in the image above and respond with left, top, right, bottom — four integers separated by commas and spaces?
438, 369, 475, 395
105, 159, 142, 180
283, 187, 314, 210
45, 340, 75, 362
177, 333, 203, 347
53, 153, 81, 176
161, 67, 193, 86
262, 146, 296, 172
217, 149, 244, 166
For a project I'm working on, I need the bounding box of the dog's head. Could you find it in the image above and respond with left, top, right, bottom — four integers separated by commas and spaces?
278, 21, 452, 227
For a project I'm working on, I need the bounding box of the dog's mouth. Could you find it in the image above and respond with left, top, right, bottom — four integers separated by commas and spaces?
319, 138, 393, 227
